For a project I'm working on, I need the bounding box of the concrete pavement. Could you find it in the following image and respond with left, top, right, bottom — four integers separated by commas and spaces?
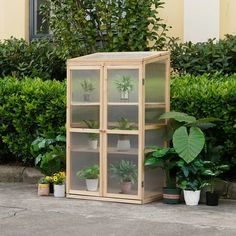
0, 183, 236, 236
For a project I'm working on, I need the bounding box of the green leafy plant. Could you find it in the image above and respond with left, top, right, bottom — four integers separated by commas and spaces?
83, 120, 99, 140
145, 147, 179, 188
110, 160, 137, 183
80, 80, 95, 93
40, 0, 170, 58
52, 171, 66, 185
159, 111, 218, 164
115, 76, 134, 93
76, 165, 99, 180
31, 134, 66, 176
38, 176, 51, 184
116, 117, 136, 130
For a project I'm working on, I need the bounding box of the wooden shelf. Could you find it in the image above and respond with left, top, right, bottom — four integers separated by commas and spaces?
108, 102, 138, 106
145, 103, 165, 108
71, 102, 100, 106
71, 147, 100, 153
145, 124, 166, 130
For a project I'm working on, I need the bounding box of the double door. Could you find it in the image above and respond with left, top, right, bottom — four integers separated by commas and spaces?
67, 65, 142, 200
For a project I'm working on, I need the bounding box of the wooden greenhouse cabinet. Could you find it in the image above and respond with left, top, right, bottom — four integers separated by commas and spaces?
66, 52, 170, 204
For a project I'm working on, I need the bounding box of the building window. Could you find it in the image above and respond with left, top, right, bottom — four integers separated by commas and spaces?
29, 0, 49, 40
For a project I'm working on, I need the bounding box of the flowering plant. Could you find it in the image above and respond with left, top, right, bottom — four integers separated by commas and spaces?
38, 176, 52, 184
53, 171, 66, 185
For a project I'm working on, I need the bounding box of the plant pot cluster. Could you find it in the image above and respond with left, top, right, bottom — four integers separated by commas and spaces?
145, 111, 229, 206
38, 171, 66, 198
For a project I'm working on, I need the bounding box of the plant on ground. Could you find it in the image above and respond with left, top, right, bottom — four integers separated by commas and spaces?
53, 171, 66, 185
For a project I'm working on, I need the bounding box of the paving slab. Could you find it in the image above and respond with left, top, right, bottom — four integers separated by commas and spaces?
0, 183, 236, 236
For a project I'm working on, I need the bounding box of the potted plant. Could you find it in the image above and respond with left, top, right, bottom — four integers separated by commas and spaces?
110, 160, 138, 194
38, 176, 51, 196
115, 76, 134, 101
83, 120, 99, 149
145, 147, 181, 204
52, 171, 66, 197
80, 79, 95, 102
76, 165, 99, 191
115, 117, 136, 151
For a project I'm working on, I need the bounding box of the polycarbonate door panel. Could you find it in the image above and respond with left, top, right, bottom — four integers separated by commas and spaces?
70, 132, 100, 194
70, 68, 100, 128
145, 61, 166, 103
106, 134, 139, 197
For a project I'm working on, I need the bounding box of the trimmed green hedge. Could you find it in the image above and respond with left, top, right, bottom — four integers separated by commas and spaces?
170, 35, 236, 76
0, 38, 66, 81
171, 74, 236, 174
0, 77, 66, 164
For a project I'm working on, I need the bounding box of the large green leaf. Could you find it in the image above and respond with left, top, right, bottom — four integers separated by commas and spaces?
173, 126, 205, 163
159, 111, 196, 123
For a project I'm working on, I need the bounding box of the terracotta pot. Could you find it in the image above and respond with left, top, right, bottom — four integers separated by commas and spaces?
38, 183, 49, 196
121, 181, 132, 194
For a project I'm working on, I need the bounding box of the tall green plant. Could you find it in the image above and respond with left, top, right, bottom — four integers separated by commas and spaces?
40, 0, 170, 58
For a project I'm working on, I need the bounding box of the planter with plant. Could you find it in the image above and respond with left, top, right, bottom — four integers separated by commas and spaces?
158, 111, 218, 205
115, 117, 136, 151
53, 171, 66, 197
80, 79, 95, 102
83, 120, 99, 149
76, 165, 99, 191
115, 76, 134, 101
110, 160, 137, 194
38, 176, 51, 196
145, 147, 180, 204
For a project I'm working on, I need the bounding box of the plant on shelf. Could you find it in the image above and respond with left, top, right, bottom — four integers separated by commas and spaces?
145, 147, 181, 204
110, 160, 138, 194
115, 76, 134, 101
37, 176, 51, 196
52, 171, 66, 198
76, 165, 100, 191
83, 120, 99, 149
115, 117, 136, 151
80, 79, 95, 102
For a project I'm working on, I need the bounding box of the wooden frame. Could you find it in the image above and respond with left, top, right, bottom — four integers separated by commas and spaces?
66, 52, 170, 204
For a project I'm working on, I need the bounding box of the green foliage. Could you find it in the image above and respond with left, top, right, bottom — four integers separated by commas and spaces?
31, 134, 66, 176
116, 117, 135, 130
80, 80, 95, 93
0, 37, 65, 81
40, 0, 170, 58
171, 74, 236, 173
170, 35, 236, 76
76, 165, 99, 180
83, 120, 99, 140
115, 76, 133, 93
0, 77, 66, 164
110, 160, 138, 183
145, 147, 178, 188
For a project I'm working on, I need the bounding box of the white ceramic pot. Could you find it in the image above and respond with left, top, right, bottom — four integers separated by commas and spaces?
86, 179, 98, 191
53, 184, 65, 198
183, 190, 201, 206
89, 140, 98, 149
117, 139, 130, 151
120, 91, 129, 101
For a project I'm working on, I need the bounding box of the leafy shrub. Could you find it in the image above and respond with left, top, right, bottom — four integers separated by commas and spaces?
171, 74, 236, 177
0, 77, 66, 164
40, 0, 170, 58
170, 35, 236, 76
0, 38, 66, 81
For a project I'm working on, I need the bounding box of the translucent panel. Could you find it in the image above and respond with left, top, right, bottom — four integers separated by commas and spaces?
71, 132, 100, 150
107, 134, 138, 153
108, 106, 138, 130
144, 166, 164, 198
71, 106, 99, 128
71, 69, 100, 103
107, 154, 138, 196
107, 69, 139, 103
145, 61, 166, 103
145, 129, 166, 147
145, 108, 165, 125
70, 133, 100, 192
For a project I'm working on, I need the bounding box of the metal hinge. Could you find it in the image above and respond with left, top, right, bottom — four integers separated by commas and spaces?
142, 78, 145, 85
142, 181, 144, 188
